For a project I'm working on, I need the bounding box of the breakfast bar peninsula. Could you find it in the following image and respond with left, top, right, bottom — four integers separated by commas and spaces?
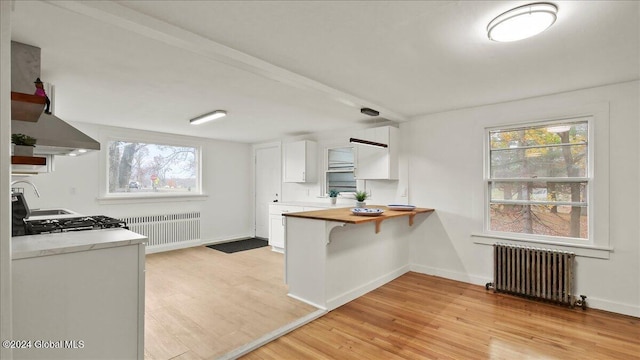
283, 205, 434, 310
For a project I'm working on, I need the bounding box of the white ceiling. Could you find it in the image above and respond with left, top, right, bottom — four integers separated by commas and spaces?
10, 1, 639, 143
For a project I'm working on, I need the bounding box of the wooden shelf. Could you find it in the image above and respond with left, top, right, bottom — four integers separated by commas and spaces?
11, 156, 46, 165
11, 91, 45, 122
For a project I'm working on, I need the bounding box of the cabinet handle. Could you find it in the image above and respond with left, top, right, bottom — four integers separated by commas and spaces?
354, 167, 357, 179
302, 171, 305, 181
282, 216, 285, 226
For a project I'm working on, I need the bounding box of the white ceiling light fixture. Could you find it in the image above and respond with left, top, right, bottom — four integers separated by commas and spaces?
189, 110, 227, 125
488, 2, 558, 42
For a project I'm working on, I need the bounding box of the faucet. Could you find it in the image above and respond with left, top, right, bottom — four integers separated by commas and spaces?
11, 180, 41, 198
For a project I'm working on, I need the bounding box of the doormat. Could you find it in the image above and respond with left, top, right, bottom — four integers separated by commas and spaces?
206, 238, 268, 254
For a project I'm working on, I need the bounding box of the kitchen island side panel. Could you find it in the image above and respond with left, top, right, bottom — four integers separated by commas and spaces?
285, 213, 421, 311
324, 219, 412, 310
285, 217, 327, 309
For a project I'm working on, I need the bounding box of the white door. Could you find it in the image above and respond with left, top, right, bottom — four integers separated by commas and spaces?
255, 145, 281, 239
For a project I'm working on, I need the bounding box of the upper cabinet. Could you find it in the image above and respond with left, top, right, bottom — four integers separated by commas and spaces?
283, 140, 317, 183
352, 126, 399, 180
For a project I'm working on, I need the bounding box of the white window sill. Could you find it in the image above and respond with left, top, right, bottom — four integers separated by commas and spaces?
471, 233, 612, 259
97, 193, 208, 205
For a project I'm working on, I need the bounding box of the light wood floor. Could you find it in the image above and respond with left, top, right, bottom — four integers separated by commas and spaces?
144, 245, 317, 360
243, 272, 640, 359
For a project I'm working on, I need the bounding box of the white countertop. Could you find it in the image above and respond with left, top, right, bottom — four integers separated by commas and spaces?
12, 228, 147, 260
270, 201, 351, 208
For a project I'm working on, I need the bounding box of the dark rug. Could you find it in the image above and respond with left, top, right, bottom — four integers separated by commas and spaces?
206, 238, 268, 254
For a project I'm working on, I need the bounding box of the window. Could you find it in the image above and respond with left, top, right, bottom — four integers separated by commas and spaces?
486, 118, 590, 241
107, 140, 199, 195
326, 147, 356, 194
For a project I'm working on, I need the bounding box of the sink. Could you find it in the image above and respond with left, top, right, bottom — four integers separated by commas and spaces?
29, 209, 73, 216
26, 208, 81, 220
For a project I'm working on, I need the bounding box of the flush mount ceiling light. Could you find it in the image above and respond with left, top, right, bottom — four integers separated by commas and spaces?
360, 107, 380, 117
487, 2, 558, 42
189, 110, 227, 125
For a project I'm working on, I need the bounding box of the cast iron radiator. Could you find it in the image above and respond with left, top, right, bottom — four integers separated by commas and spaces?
120, 212, 201, 250
486, 243, 586, 309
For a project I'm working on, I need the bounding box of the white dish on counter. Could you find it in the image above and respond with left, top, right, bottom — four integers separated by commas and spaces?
351, 208, 384, 216
387, 204, 416, 211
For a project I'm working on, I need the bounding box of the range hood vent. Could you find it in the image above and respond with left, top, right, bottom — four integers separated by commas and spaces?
11, 41, 100, 155
12, 114, 100, 155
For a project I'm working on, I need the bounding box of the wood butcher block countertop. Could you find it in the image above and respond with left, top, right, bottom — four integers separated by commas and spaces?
283, 205, 434, 233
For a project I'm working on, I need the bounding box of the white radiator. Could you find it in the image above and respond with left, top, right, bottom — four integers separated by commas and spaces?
120, 212, 201, 253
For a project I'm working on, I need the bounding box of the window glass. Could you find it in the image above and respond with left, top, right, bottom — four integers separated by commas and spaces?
326, 147, 356, 194
107, 140, 199, 194
487, 120, 589, 239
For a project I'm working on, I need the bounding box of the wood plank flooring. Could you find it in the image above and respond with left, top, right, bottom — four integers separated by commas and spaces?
144, 245, 317, 360
243, 272, 640, 360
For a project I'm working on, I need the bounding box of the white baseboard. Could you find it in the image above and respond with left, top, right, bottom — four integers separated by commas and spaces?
287, 293, 326, 311
583, 297, 640, 318
145, 239, 202, 254
410, 264, 640, 318
145, 233, 253, 254
201, 233, 255, 246
325, 264, 411, 311
410, 264, 491, 286
218, 309, 327, 360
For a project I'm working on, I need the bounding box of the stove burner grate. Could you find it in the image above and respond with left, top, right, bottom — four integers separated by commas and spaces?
25, 215, 128, 235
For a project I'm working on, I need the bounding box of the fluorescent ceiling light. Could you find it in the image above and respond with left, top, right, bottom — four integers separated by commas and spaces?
349, 138, 388, 149
190, 110, 227, 125
488, 3, 558, 42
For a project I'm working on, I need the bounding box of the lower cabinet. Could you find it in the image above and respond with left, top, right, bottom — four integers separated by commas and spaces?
268, 204, 303, 252
12, 243, 145, 359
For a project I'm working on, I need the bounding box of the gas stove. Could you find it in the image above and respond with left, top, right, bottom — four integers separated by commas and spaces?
24, 216, 128, 235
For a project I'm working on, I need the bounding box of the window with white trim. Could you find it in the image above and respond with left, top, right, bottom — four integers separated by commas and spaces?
106, 139, 200, 195
325, 146, 356, 195
486, 118, 590, 241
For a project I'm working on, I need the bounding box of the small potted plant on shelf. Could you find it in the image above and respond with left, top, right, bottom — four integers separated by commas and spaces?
355, 190, 368, 208
11, 133, 37, 157
329, 189, 340, 205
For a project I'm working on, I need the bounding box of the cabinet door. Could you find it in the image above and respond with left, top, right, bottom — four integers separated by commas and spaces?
269, 214, 285, 249
353, 127, 398, 180
283, 141, 306, 182
12, 244, 143, 359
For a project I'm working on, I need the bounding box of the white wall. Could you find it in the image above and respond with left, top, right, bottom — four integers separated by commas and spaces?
12, 123, 254, 245
404, 81, 640, 317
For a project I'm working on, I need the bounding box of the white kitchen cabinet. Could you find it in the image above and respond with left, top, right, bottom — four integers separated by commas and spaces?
353, 126, 399, 180
268, 204, 304, 252
283, 140, 316, 183
12, 241, 145, 360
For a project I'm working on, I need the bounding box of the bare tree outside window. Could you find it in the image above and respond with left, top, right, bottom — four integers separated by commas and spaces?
107, 140, 198, 194
487, 120, 589, 239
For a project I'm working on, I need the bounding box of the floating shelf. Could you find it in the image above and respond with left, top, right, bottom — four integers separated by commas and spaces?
11, 156, 46, 166
11, 92, 45, 122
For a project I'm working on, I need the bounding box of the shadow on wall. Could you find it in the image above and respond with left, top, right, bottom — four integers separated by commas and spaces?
410, 211, 490, 284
